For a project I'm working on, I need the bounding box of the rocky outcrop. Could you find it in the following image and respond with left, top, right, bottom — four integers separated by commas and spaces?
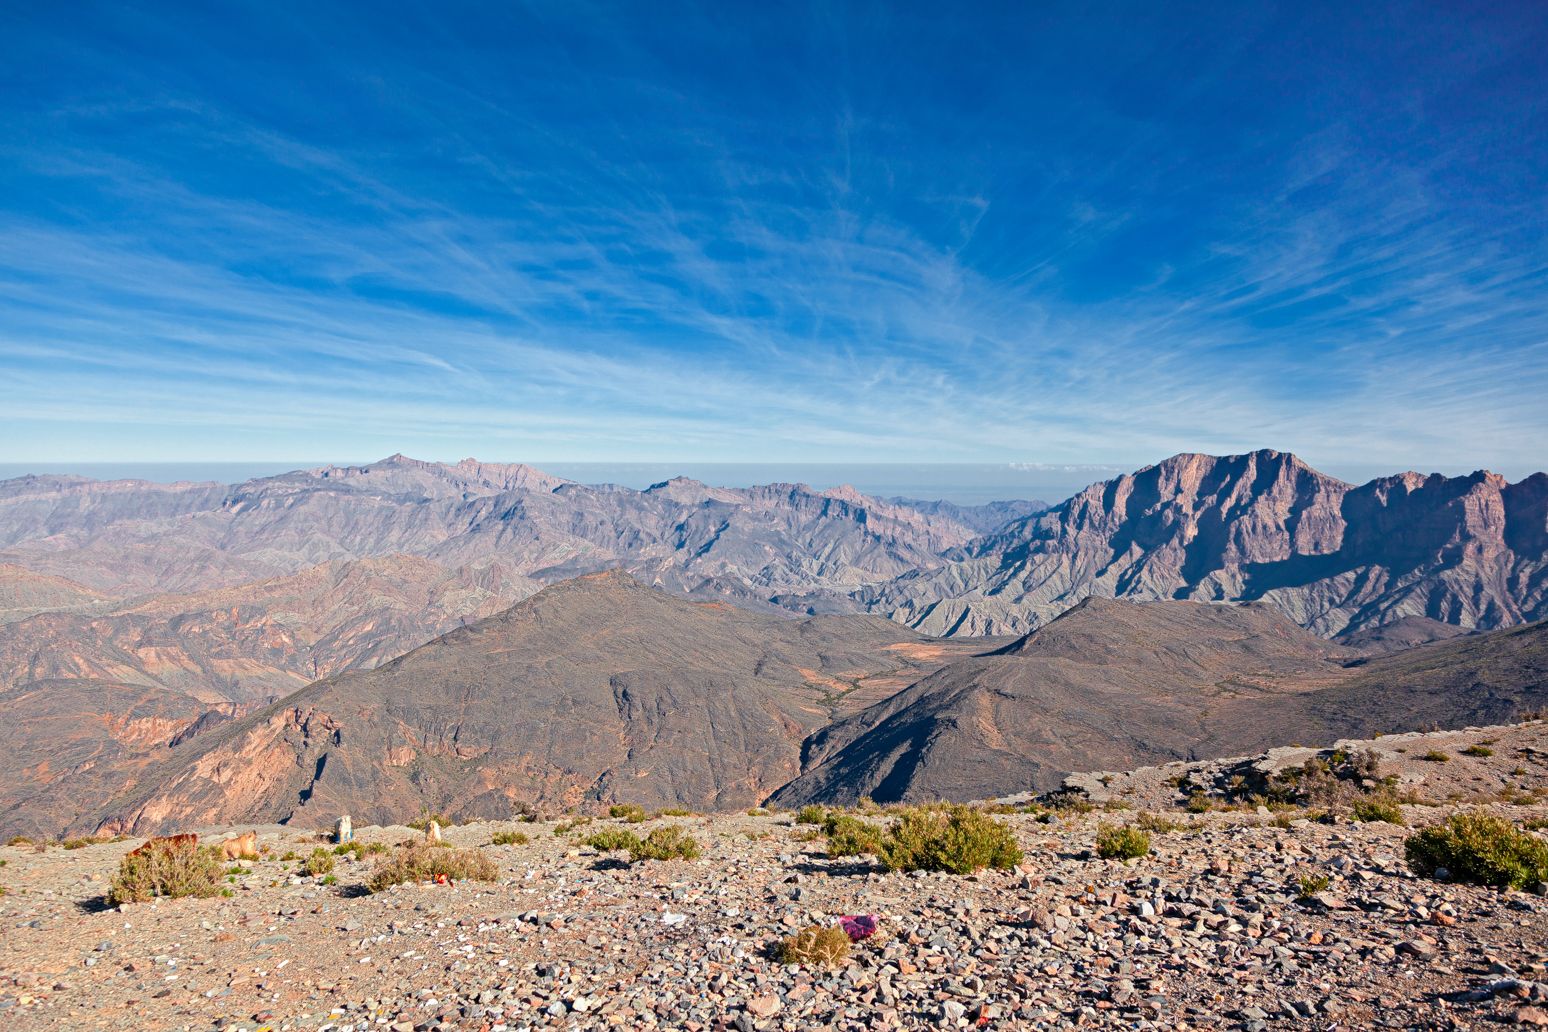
861, 450, 1548, 638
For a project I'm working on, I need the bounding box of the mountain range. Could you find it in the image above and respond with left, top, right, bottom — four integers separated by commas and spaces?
0, 455, 1013, 703
862, 449, 1548, 637
5, 571, 1543, 837
1, 448, 1545, 836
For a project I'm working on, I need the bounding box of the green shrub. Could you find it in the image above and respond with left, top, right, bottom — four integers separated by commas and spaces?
777, 925, 851, 967
795, 805, 828, 825
1184, 792, 1212, 814
1095, 824, 1151, 861
405, 813, 454, 831
1405, 811, 1548, 889
654, 807, 696, 818
1296, 873, 1330, 899
490, 830, 529, 846
1418, 750, 1451, 763
366, 844, 498, 893
554, 817, 593, 835
60, 837, 96, 850
303, 848, 335, 877
1046, 793, 1094, 814
823, 815, 886, 858
609, 803, 648, 823
333, 841, 389, 859
1135, 813, 1186, 833
1350, 796, 1406, 825
879, 806, 1022, 874
631, 826, 701, 861
587, 826, 701, 862
107, 838, 225, 905
1461, 745, 1494, 758
584, 828, 642, 852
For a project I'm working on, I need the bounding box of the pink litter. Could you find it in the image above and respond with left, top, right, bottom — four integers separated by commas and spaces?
839, 914, 878, 941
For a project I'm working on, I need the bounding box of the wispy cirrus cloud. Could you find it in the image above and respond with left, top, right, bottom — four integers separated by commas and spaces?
1, 2, 1545, 477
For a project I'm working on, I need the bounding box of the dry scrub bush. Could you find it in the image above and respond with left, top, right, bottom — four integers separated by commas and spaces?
608, 803, 648, 823
490, 830, 529, 846
333, 841, 389, 859
302, 848, 335, 876
108, 838, 225, 904
822, 814, 886, 858
1350, 796, 1405, 825
777, 925, 852, 967
367, 843, 498, 893
879, 806, 1022, 874
1405, 811, 1548, 890
1095, 824, 1151, 860
585, 826, 701, 863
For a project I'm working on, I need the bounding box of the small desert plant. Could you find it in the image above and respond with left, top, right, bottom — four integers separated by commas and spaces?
366, 844, 498, 892
654, 807, 696, 818
1184, 792, 1212, 814
1461, 745, 1494, 758
60, 837, 97, 850
745, 807, 771, 817
879, 806, 1022, 874
586, 826, 701, 862
1405, 811, 1548, 890
1135, 813, 1186, 833
489, 830, 529, 846
406, 812, 454, 831
631, 826, 701, 861
1296, 873, 1330, 900
5, 836, 33, 846
302, 848, 335, 877
585, 828, 642, 852
553, 816, 593, 835
332, 841, 389, 859
107, 839, 225, 905
609, 803, 648, 823
1044, 792, 1094, 814
1350, 796, 1406, 825
1095, 824, 1151, 861
1418, 750, 1451, 763
777, 925, 852, 968
823, 814, 886, 858
795, 805, 828, 825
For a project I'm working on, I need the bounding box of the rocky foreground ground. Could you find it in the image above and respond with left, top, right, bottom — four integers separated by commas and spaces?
3, 722, 1548, 1032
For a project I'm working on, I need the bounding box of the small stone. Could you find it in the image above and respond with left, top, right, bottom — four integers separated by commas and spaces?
746, 995, 781, 1017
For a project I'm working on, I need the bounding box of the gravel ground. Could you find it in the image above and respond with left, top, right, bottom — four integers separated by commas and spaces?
4, 726, 1548, 1032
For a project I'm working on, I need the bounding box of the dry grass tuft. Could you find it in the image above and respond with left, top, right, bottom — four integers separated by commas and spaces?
366, 843, 498, 893
777, 925, 852, 967
108, 838, 225, 904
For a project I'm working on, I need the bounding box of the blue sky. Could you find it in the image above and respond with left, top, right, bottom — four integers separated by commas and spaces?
2, 1, 1546, 476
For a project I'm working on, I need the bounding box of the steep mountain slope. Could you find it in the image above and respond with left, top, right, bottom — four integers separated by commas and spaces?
0, 680, 238, 839
861, 450, 1548, 638
0, 564, 113, 623
76, 573, 964, 835
771, 599, 1548, 807
0, 555, 535, 704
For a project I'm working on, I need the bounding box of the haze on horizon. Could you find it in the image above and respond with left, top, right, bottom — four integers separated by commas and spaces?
2, 2, 1546, 478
